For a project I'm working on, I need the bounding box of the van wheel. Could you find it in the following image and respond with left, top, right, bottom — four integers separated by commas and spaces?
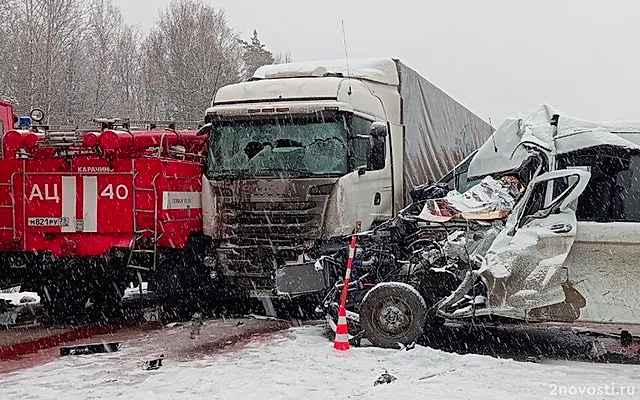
360, 283, 427, 348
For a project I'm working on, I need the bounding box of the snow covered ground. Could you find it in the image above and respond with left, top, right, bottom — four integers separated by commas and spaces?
0, 326, 638, 400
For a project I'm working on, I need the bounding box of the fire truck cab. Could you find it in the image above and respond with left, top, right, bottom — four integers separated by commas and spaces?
0, 116, 208, 321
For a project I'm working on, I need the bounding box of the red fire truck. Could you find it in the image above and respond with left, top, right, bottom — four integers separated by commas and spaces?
0, 115, 209, 321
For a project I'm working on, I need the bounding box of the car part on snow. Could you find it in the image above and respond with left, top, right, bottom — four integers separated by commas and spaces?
190, 312, 203, 339
374, 370, 397, 386
142, 354, 164, 370
60, 342, 122, 356
397, 342, 416, 351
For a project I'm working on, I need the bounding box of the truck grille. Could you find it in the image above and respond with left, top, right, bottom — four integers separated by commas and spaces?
217, 200, 324, 290
221, 201, 321, 240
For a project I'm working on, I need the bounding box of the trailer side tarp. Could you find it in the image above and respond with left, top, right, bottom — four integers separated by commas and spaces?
396, 60, 492, 203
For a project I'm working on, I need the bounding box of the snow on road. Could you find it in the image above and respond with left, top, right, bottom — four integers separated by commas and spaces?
0, 326, 638, 400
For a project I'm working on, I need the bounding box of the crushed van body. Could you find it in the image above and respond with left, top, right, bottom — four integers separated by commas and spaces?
319, 104, 640, 347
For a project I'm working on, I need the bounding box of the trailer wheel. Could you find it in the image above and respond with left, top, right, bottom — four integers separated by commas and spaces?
360, 283, 427, 348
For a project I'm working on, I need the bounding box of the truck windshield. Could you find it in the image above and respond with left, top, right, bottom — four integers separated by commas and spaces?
206, 114, 348, 178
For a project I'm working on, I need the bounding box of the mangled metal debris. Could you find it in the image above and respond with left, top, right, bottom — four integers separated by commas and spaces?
60, 342, 122, 357
374, 370, 397, 386
142, 354, 165, 370
319, 104, 640, 348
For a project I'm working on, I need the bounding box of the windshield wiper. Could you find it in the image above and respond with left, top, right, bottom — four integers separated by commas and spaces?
251, 167, 312, 176
209, 168, 313, 179
209, 170, 255, 179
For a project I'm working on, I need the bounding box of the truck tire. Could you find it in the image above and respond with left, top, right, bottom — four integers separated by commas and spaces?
360, 282, 427, 348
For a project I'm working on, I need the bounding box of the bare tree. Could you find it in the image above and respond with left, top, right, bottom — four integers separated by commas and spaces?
140, 0, 243, 121
6, 0, 88, 124
83, 0, 124, 119
274, 51, 293, 65
1, 0, 285, 125
0, 0, 19, 103
113, 25, 143, 120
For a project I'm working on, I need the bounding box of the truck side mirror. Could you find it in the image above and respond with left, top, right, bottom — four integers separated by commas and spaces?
367, 122, 387, 171
197, 123, 213, 136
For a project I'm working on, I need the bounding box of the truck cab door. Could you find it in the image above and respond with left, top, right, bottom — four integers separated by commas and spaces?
336, 118, 392, 233
481, 168, 591, 320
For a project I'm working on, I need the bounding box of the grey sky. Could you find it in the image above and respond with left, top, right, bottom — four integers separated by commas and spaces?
114, 0, 640, 125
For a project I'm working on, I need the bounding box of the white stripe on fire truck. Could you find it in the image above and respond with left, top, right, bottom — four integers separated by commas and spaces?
83, 176, 98, 232
61, 176, 76, 233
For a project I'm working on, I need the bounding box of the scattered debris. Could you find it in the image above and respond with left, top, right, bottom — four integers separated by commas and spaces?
60, 342, 122, 357
190, 312, 203, 339
397, 342, 416, 351
0, 290, 42, 327
418, 368, 458, 381
143, 307, 161, 322
236, 321, 244, 327
374, 370, 397, 386
142, 354, 164, 370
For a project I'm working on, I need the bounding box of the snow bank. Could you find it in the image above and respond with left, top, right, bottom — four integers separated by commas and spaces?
1, 326, 638, 400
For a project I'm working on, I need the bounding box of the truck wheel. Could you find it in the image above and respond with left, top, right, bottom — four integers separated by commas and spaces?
360, 283, 427, 348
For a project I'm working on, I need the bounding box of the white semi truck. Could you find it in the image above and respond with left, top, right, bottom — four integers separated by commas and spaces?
199, 58, 492, 299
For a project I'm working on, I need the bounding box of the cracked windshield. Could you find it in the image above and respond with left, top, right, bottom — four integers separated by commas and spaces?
207, 115, 348, 177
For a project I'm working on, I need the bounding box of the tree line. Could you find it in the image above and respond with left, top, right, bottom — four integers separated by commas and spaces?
0, 0, 288, 126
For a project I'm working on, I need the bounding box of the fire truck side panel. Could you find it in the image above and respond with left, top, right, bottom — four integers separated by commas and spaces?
0, 155, 202, 258
148, 159, 203, 249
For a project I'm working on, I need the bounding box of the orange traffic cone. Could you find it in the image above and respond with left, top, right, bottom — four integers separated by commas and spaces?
333, 305, 350, 351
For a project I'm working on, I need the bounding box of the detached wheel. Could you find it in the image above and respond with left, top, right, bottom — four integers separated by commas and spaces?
360, 283, 427, 348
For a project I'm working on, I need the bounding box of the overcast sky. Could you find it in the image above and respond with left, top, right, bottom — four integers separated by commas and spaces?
114, 0, 640, 125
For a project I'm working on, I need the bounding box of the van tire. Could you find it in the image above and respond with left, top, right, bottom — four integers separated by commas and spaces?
360, 283, 427, 348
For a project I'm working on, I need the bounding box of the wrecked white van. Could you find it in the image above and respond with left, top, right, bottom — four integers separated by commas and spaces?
320, 104, 640, 348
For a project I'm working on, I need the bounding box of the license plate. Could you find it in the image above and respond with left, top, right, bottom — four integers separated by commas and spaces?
27, 217, 70, 227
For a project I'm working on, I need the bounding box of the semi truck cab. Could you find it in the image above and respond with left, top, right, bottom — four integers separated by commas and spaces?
201, 59, 491, 298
